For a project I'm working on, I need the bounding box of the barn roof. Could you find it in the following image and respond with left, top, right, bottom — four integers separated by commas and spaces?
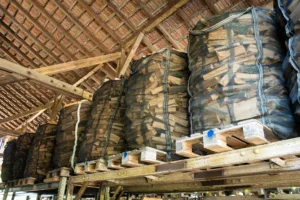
0, 0, 272, 135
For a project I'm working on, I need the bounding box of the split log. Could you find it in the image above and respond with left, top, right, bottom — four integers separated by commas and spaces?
79, 80, 126, 161
1, 139, 16, 182
52, 102, 91, 168
188, 7, 296, 139
24, 124, 57, 182
13, 133, 35, 180
125, 49, 189, 152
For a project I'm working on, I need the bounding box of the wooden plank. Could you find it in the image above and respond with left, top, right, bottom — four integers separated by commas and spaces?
74, 182, 89, 200
118, 33, 144, 77
35, 53, 121, 75
72, 137, 300, 184
0, 59, 93, 100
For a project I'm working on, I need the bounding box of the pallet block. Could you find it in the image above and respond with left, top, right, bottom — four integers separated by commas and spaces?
11, 177, 36, 186
121, 147, 167, 167
44, 167, 70, 183
107, 154, 123, 169
176, 119, 279, 158
74, 159, 110, 175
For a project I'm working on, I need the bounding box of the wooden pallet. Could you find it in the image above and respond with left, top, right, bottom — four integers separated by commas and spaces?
7, 177, 36, 187
75, 147, 167, 174
75, 158, 110, 174
176, 119, 279, 158
44, 167, 71, 183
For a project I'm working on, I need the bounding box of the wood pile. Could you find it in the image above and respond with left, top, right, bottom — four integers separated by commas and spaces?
275, 0, 300, 39
24, 124, 57, 182
13, 133, 35, 180
125, 49, 189, 152
52, 102, 90, 168
79, 80, 126, 161
188, 7, 296, 139
1, 139, 16, 182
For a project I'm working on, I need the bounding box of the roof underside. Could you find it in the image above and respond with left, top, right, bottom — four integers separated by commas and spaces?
0, 0, 272, 135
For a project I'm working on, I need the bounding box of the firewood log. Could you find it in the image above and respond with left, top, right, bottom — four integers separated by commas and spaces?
1, 139, 16, 182
125, 49, 190, 152
79, 80, 126, 161
13, 133, 34, 180
52, 102, 91, 168
188, 7, 296, 139
24, 124, 57, 182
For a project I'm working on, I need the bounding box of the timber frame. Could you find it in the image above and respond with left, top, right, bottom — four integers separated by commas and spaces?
1, 137, 300, 199
0, 0, 273, 132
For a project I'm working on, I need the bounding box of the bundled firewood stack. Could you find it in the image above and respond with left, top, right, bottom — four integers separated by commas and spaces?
188, 7, 296, 139
52, 102, 91, 168
1, 139, 16, 182
275, 0, 300, 40
13, 133, 35, 180
125, 49, 189, 152
79, 80, 126, 161
24, 124, 57, 182
275, 0, 300, 123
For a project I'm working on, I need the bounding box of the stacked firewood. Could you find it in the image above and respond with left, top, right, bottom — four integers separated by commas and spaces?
13, 133, 35, 180
1, 139, 16, 182
125, 49, 189, 152
188, 7, 296, 139
79, 80, 126, 161
24, 124, 57, 182
276, 0, 300, 123
52, 102, 90, 168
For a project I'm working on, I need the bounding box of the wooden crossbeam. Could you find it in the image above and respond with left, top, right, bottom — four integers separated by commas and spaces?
0, 100, 54, 125
118, 33, 144, 77
0, 59, 93, 100
35, 53, 121, 75
74, 182, 89, 200
124, 0, 190, 49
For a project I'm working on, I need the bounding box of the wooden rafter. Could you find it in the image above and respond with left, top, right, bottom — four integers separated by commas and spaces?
76, 0, 122, 44
118, 33, 144, 77
0, 58, 93, 100
124, 0, 191, 49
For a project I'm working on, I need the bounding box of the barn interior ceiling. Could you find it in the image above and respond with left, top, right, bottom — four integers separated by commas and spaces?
0, 0, 272, 135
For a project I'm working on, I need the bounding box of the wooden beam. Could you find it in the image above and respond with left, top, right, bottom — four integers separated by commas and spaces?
76, 0, 122, 44
74, 182, 89, 200
118, 33, 144, 77
124, 0, 190, 49
0, 59, 93, 100
35, 53, 121, 75
0, 100, 54, 125
71, 137, 300, 183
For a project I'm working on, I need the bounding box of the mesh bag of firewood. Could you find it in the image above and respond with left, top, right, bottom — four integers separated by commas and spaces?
125, 49, 189, 152
12, 133, 34, 180
275, 0, 300, 38
188, 7, 296, 139
282, 35, 300, 122
52, 102, 91, 168
1, 139, 16, 182
79, 80, 126, 162
24, 124, 57, 182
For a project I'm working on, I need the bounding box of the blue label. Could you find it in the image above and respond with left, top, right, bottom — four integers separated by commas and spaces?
123, 152, 128, 158
85, 161, 88, 166
207, 129, 214, 138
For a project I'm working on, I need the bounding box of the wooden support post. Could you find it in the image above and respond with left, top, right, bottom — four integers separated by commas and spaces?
98, 183, 110, 200
11, 192, 15, 200
3, 187, 9, 200
66, 179, 74, 200
48, 95, 64, 124
0, 58, 93, 100
57, 176, 68, 200
110, 186, 122, 200
118, 33, 144, 77
74, 182, 89, 200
